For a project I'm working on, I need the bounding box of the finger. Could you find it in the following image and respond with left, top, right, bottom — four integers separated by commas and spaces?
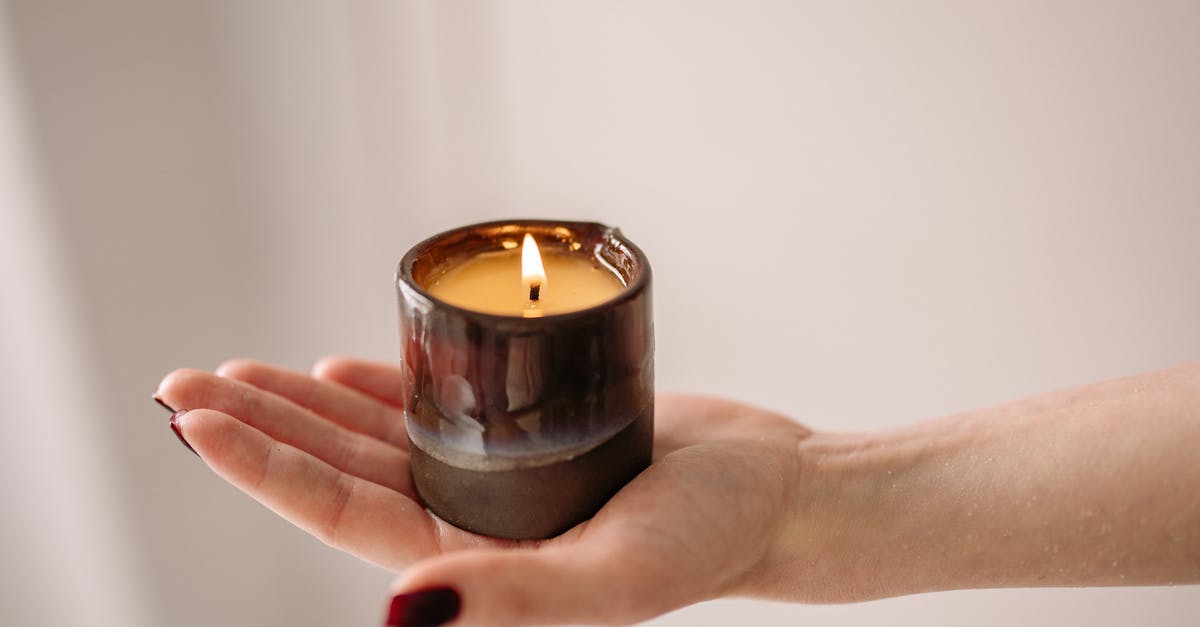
157, 368, 414, 497
383, 541, 704, 626
311, 356, 406, 408
174, 408, 435, 571
217, 359, 408, 448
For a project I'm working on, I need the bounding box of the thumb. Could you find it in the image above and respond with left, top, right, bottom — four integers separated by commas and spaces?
381, 543, 697, 627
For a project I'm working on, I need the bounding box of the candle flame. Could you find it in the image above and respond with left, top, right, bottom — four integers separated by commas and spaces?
521, 233, 546, 299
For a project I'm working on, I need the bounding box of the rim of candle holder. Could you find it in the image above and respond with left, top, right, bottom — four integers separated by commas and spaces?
397, 218, 652, 327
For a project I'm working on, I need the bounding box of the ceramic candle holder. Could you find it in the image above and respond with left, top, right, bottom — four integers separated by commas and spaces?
396, 220, 654, 539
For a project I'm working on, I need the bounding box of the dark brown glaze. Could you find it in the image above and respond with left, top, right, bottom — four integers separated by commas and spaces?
409, 407, 652, 539
396, 220, 654, 539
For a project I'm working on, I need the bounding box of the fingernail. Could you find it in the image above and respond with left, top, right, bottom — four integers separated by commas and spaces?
153, 394, 176, 413
386, 587, 460, 627
169, 410, 198, 457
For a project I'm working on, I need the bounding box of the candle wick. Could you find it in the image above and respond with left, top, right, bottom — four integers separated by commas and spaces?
529, 283, 541, 302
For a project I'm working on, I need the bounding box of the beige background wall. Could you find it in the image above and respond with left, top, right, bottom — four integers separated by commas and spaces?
1, 1, 1197, 625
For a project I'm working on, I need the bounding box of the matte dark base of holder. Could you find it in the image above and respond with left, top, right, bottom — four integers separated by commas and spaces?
410, 412, 653, 540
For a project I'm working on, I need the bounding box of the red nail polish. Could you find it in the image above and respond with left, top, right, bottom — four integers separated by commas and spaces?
169, 410, 198, 457
153, 394, 176, 413
386, 587, 460, 627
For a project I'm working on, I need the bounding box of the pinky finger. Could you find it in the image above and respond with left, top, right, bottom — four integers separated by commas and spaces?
174, 409, 438, 571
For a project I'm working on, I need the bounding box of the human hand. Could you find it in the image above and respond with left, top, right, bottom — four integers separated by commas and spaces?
156, 358, 1200, 625
155, 357, 815, 626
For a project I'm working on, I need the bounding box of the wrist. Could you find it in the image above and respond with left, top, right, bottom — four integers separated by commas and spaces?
740, 364, 1200, 603
745, 424, 972, 603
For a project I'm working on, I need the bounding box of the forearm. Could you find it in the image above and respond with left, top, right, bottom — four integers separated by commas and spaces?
758, 362, 1200, 602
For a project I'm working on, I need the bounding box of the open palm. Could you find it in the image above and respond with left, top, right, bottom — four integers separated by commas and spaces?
157, 358, 812, 625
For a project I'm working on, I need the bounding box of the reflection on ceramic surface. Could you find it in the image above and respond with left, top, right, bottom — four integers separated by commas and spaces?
397, 220, 654, 471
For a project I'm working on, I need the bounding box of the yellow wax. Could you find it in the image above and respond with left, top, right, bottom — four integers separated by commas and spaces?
427, 249, 624, 316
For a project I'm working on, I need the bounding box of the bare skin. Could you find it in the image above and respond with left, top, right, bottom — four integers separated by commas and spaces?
155, 359, 1200, 626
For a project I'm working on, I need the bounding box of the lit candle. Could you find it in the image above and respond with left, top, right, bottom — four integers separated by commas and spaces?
425, 232, 624, 317
396, 220, 654, 539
